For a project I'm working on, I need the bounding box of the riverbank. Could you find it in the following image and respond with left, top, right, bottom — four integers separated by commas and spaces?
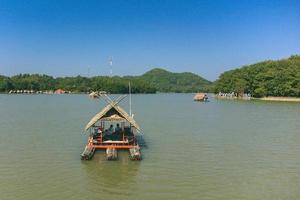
214, 93, 300, 104
214, 95, 300, 102
214, 94, 251, 100
255, 96, 300, 102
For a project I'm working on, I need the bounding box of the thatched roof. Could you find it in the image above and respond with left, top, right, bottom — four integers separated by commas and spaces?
193, 93, 208, 100
89, 91, 99, 98
84, 102, 140, 131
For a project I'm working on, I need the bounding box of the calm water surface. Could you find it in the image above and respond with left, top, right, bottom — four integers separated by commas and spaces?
0, 94, 299, 200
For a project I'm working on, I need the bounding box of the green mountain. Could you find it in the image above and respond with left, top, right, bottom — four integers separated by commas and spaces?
214, 55, 300, 97
140, 68, 212, 92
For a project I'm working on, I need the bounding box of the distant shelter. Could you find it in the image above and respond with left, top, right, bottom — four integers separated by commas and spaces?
194, 93, 208, 101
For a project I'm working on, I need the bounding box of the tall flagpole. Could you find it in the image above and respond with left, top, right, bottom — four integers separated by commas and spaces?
109, 57, 113, 77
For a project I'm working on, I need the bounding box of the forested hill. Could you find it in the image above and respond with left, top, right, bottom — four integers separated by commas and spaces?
214, 55, 300, 97
140, 68, 212, 92
0, 68, 212, 93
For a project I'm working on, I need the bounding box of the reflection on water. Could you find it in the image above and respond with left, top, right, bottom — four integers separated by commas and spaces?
0, 94, 299, 200
80, 150, 141, 199
82, 150, 140, 185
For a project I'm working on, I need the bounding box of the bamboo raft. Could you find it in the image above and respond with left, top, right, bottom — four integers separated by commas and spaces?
81, 94, 143, 161
80, 145, 95, 160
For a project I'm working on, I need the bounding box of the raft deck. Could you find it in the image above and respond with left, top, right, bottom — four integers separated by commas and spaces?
81, 136, 142, 160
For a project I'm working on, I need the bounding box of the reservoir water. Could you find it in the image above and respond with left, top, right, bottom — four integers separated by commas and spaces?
0, 94, 299, 200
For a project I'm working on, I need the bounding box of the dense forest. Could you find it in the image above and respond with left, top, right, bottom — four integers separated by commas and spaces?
0, 74, 156, 93
214, 55, 300, 97
0, 68, 212, 93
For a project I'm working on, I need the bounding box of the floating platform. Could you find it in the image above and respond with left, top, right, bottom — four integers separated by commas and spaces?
80, 142, 142, 161
194, 93, 208, 102
81, 94, 144, 161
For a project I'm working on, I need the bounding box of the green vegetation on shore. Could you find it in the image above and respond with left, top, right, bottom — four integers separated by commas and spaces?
0, 74, 156, 93
214, 55, 300, 97
0, 68, 212, 93
2, 55, 299, 96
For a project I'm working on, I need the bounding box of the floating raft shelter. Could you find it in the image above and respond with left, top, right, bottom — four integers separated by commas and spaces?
194, 93, 208, 102
81, 94, 142, 161
88, 91, 99, 99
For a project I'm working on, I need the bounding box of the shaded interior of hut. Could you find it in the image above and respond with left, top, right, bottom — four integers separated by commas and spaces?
90, 121, 135, 143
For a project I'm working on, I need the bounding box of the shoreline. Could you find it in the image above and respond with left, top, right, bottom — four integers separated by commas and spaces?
214, 95, 251, 100
2, 93, 300, 102
253, 96, 300, 102
214, 95, 300, 102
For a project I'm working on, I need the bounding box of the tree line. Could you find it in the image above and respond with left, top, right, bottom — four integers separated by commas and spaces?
2, 55, 300, 96
214, 55, 300, 97
0, 74, 157, 93
0, 68, 213, 94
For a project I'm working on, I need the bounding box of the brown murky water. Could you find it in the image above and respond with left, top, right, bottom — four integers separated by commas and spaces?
0, 94, 299, 200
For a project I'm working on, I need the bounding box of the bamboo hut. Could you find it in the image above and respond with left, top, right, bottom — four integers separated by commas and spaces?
193, 93, 208, 101
81, 95, 142, 161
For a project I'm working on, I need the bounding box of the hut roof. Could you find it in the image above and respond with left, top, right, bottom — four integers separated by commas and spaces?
89, 91, 99, 98
193, 93, 207, 100
84, 102, 140, 131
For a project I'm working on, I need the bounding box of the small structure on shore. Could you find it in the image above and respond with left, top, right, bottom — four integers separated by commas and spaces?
81, 94, 142, 161
194, 93, 208, 102
54, 89, 65, 94
8, 89, 71, 94
215, 92, 251, 100
9, 90, 36, 94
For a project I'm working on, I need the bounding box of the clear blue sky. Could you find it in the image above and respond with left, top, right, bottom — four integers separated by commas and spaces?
0, 0, 299, 80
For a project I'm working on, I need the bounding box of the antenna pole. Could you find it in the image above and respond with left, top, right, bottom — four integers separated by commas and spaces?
109, 57, 113, 77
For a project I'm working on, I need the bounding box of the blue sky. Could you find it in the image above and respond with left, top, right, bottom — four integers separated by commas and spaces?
0, 0, 299, 80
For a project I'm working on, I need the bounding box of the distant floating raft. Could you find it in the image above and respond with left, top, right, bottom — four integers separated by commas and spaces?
129, 147, 142, 160
89, 91, 99, 99
106, 148, 118, 160
80, 145, 95, 160
193, 93, 208, 102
